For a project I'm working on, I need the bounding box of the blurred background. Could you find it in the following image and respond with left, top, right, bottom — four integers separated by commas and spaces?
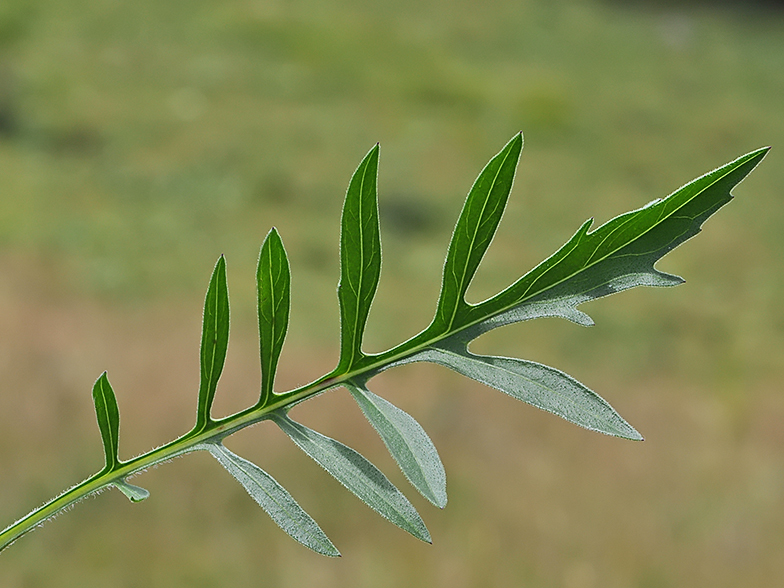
1, 0, 782, 586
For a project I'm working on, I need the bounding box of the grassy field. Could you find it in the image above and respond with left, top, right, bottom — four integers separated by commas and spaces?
1, 0, 783, 586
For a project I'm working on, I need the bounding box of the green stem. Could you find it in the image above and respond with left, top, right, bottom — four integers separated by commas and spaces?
0, 328, 429, 552
0, 273, 535, 552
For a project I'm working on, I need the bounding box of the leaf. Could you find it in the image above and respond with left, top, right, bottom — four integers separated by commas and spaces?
375, 144, 767, 443
196, 255, 230, 431
431, 133, 523, 334
337, 144, 381, 371
271, 412, 431, 543
415, 342, 642, 439
1, 137, 770, 559
206, 442, 339, 557
346, 382, 447, 508
92, 372, 121, 472
114, 480, 150, 503
257, 228, 291, 406
458, 146, 770, 339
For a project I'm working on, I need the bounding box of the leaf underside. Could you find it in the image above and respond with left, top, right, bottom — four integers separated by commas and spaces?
271, 412, 432, 544
1, 134, 768, 557
207, 442, 339, 556
347, 382, 447, 507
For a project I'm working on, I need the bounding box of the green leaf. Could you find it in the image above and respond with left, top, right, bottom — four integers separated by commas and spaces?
196, 255, 230, 431
346, 382, 447, 508
271, 412, 431, 543
206, 442, 339, 557
114, 480, 150, 503
416, 341, 642, 439
459, 146, 770, 338
431, 133, 523, 334
393, 145, 767, 440
92, 372, 121, 472
337, 144, 381, 371
257, 228, 291, 406
1, 137, 769, 558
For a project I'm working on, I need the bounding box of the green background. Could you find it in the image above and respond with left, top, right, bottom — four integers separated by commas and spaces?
1, 0, 782, 586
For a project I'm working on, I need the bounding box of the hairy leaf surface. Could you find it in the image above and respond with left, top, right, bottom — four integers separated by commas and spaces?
271, 412, 431, 543
257, 228, 291, 405
347, 382, 447, 507
196, 255, 230, 430
416, 343, 642, 439
337, 144, 381, 371
207, 442, 339, 556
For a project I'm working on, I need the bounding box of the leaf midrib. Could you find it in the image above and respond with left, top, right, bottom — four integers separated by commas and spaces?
96, 378, 118, 470
275, 415, 421, 531
350, 156, 369, 366
351, 385, 437, 503
428, 346, 630, 437
211, 444, 333, 553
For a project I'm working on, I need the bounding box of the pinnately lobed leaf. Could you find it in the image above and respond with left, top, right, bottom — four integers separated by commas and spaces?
257, 228, 291, 406
0, 134, 769, 558
461, 146, 770, 337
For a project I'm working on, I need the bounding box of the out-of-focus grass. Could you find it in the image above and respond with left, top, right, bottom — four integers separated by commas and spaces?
1, 0, 783, 586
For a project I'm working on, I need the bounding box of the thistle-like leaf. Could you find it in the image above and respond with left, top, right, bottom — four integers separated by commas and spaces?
271, 412, 431, 543
92, 372, 121, 472
430, 133, 523, 334
206, 442, 339, 556
347, 382, 447, 507
257, 228, 291, 406
196, 255, 230, 431
337, 144, 381, 371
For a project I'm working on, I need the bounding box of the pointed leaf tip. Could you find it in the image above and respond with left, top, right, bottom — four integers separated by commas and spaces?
337, 143, 382, 372
273, 413, 431, 543
258, 227, 291, 405
417, 343, 643, 440
92, 372, 121, 471
456, 144, 769, 340
348, 383, 447, 508
433, 133, 523, 332
207, 443, 340, 556
196, 255, 230, 430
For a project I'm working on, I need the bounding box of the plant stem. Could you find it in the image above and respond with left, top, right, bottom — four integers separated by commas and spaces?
0, 328, 436, 552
